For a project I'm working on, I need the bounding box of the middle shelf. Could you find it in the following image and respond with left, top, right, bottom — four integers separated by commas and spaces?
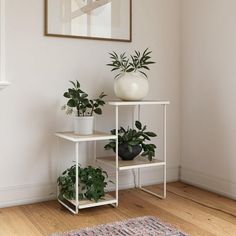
97, 156, 165, 171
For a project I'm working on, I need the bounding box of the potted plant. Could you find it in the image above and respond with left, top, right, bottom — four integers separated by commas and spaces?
107, 48, 155, 101
104, 121, 157, 161
57, 165, 111, 202
62, 80, 107, 135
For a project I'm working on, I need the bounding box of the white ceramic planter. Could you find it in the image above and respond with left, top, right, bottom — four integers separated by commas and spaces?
74, 116, 94, 135
114, 72, 149, 101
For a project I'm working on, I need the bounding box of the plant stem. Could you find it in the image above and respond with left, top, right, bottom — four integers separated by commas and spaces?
77, 101, 80, 117
91, 105, 94, 116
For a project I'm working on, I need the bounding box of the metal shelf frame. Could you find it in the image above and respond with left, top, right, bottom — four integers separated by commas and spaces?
55, 100, 169, 214
55, 131, 119, 214
106, 100, 170, 199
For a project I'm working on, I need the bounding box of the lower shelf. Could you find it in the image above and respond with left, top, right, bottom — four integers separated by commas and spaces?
60, 193, 117, 210
97, 156, 166, 170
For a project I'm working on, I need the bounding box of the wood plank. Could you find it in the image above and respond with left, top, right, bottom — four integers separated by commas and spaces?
114, 189, 213, 236
0, 182, 235, 236
167, 182, 236, 216
21, 201, 123, 236
0, 207, 41, 236
141, 185, 236, 236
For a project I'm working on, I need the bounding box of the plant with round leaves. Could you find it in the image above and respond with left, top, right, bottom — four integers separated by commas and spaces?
62, 80, 107, 116
107, 48, 156, 78
104, 121, 157, 161
57, 165, 112, 202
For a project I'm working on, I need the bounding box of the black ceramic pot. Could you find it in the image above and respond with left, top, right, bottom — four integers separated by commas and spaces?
115, 143, 142, 161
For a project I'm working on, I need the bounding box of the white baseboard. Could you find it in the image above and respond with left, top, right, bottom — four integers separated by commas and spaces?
0, 183, 57, 208
0, 166, 179, 208
180, 167, 236, 200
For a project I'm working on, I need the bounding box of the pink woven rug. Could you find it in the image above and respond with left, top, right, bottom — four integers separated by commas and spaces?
51, 216, 188, 236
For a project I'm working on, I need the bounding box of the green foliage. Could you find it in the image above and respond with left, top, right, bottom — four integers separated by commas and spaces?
104, 121, 157, 161
107, 48, 156, 78
62, 80, 107, 116
57, 165, 111, 202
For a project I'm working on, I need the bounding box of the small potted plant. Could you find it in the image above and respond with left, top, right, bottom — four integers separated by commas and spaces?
57, 165, 111, 202
62, 80, 107, 135
107, 48, 155, 101
104, 121, 157, 161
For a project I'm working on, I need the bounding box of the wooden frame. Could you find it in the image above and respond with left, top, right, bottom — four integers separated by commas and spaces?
44, 0, 132, 42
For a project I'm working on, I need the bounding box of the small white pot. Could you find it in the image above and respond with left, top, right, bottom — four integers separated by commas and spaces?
114, 72, 149, 101
74, 116, 94, 135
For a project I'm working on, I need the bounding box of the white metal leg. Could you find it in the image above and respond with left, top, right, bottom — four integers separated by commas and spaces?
163, 104, 167, 198
139, 185, 166, 199
138, 168, 141, 188
138, 104, 167, 199
57, 139, 79, 214
115, 105, 119, 207
58, 199, 77, 214
138, 165, 166, 199
94, 141, 97, 166
137, 105, 141, 188
75, 142, 79, 214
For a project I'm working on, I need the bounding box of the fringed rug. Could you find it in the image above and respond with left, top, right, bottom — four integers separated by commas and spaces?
51, 216, 188, 236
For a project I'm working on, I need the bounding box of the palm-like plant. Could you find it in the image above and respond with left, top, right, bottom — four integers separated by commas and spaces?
107, 48, 155, 78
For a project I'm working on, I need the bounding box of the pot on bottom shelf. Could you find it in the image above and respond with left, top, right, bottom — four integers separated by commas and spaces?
74, 116, 94, 135
116, 143, 142, 161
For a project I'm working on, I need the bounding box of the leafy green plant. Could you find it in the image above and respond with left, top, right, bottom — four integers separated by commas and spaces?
62, 80, 107, 116
107, 48, 155, 78
57, 165, 111, 202
104, 121, 157, 161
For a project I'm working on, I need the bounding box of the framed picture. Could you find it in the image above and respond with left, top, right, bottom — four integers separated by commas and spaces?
45, 0, 132, 42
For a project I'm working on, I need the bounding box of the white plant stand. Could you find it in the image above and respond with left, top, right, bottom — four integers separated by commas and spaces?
55, 100, 169, 214
55, 131, 118, 214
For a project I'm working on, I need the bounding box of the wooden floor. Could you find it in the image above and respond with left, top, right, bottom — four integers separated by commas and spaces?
0, 182, 236, 236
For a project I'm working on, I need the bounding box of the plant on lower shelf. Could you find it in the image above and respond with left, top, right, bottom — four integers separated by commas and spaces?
104, 121, 157, 161
57, 165, 111, 202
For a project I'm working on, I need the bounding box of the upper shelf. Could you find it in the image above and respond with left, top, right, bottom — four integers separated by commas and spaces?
55, 131, 116, 142
108, 100, 170, 106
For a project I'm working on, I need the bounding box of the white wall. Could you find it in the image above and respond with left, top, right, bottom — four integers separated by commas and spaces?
0, 0, 181, 207
181, 0, 236, 199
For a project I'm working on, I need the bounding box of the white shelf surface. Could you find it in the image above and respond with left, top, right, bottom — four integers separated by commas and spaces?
97, 156, 166, 170
63, 194, 117, 209
55, 131, 116, 142
108, 100, 170, 106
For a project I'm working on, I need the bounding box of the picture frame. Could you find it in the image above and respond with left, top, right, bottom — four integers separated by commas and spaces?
44, 0, 132, 42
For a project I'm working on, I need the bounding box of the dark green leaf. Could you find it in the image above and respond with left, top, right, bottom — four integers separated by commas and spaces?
94, 108, 102, 115
63, 92, 70, 98
67, 99, 77, 107
145, 132, 157, 137
135, 121, 142, 130
70, 80, 76, 87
